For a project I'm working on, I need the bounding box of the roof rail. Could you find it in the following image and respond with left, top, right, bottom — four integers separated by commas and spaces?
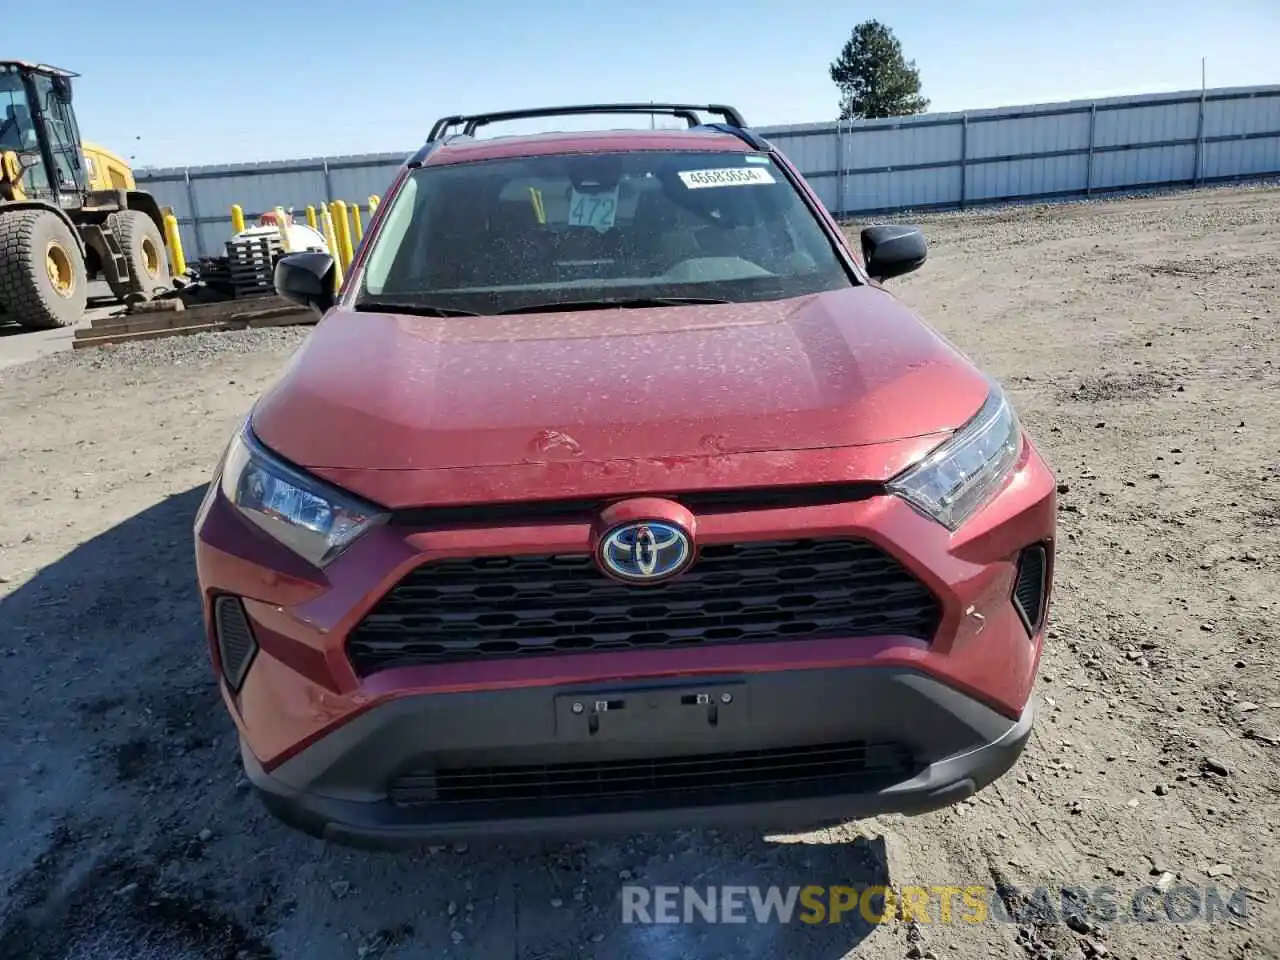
405, 133, 473, 168
425, 103, 749, 142
694, 122, 770, 152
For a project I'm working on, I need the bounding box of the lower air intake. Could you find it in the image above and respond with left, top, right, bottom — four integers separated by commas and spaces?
389, 740, 918, 810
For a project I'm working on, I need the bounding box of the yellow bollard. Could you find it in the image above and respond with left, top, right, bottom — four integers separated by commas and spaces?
320, 205, 344, 290
367, 194, 379, 217
329, 200, 354, 272
273, 206, 292, 252
350, 202, 363, 243
306, 205, 317, 230
230, 204, 245, 234
162, 213, 186, 276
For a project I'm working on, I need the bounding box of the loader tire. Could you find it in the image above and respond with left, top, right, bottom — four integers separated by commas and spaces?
0, 209, 87, 330
108, 209, 171, 300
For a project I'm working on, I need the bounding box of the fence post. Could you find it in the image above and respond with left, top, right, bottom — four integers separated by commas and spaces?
1193, 86, 1207, 186
959, 114, 969, 210
322, 160, 334, 204
183, 169, 203, 259
833, 120, 845, 217
1085, 103, 1097, 196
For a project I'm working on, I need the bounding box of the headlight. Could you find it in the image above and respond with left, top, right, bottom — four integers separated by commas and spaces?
887, 386, 1022, 530
219, 422, 387, 567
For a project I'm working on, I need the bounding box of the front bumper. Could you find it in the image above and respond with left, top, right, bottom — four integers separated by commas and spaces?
196, 433, 1056, 848
242, 666, 1036, 850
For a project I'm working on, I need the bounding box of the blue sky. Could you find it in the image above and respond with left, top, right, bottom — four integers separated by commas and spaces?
13, 0, 1278, 169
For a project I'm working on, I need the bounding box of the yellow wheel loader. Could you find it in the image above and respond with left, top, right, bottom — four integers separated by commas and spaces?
0, 61, 172, 330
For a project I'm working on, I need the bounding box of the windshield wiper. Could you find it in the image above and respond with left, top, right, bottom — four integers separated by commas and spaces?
353, 300, 480, 317
497, 296, 731, 315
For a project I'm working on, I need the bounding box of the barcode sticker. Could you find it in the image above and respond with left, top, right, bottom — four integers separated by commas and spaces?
677, 167, 776, 189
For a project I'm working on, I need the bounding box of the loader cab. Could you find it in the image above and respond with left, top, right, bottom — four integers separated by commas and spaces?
0, 61, 87, 203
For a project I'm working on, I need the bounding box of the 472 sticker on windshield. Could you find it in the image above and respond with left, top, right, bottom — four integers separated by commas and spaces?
677, 167, 776, 189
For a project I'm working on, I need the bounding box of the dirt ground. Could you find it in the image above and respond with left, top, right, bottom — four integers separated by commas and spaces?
1, 184, 1278, 960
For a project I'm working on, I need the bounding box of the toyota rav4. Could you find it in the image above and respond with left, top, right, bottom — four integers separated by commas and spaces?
193, 102, 1056, 849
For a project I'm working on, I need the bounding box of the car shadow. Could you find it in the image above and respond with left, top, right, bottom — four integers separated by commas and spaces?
0, 486, 894, 960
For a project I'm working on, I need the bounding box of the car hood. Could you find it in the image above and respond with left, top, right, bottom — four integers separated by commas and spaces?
251, 285, 989, 475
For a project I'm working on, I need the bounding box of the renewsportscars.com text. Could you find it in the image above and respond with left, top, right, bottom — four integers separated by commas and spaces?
620, 884, 1250, 926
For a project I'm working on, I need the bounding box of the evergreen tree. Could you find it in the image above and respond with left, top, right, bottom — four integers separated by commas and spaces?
830, 21, 930, 120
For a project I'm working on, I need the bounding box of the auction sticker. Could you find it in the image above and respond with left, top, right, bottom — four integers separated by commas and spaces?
678, 167, 776, 189
567, 186, 619, 230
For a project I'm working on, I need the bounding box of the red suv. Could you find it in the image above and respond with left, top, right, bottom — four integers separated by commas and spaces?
193, 103, 1056, 849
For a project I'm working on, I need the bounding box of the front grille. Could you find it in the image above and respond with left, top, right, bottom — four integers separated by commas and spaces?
388, 740, 917, 809
347, 538, 940, 675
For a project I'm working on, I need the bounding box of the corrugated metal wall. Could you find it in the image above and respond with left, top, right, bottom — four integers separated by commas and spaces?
139, 154, 407, 259
137, 85, 1280, 259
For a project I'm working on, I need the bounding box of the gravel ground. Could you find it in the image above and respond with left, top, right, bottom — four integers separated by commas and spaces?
1, 184, 1278, 960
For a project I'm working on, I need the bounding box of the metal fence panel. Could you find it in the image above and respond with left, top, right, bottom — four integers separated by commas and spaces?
327, 163, 402, 209
1092, 144, 1196, 189
1202, 136, 1280, 179
765, 131, 834, 178
968, 154, 1088, 202
1094, 102, 1199, 147
852, 122, 960, 169
196, 169, 329, 229
967, 112, 1089, 159
1203, 94, 1280, 138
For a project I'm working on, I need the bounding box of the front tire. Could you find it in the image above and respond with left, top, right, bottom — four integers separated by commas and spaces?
108, 209, 171, 300
0, 209, 88, 330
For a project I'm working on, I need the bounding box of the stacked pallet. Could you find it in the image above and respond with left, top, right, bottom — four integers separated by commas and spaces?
188, 231, 290, 300
72, 295, 315, 350
190, 256, 236, 298
226, 233, 284, 297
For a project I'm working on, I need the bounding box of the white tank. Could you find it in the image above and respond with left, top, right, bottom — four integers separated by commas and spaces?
231, 223, 330, 255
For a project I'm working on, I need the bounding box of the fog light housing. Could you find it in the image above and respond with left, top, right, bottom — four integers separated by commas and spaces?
1012, 544, 1049, 635
213, 595, 258, 693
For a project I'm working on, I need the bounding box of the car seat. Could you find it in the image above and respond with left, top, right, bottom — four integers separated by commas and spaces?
627, 186, 698, 275
0, 104, 35, 149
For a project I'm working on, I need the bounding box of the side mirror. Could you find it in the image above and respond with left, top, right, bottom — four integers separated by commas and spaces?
860, 225, 927, 282
274, 251, 336, 316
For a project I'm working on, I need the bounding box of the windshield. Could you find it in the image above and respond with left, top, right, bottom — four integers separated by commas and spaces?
0, 68, 43, 197
355, 149, 855, 315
